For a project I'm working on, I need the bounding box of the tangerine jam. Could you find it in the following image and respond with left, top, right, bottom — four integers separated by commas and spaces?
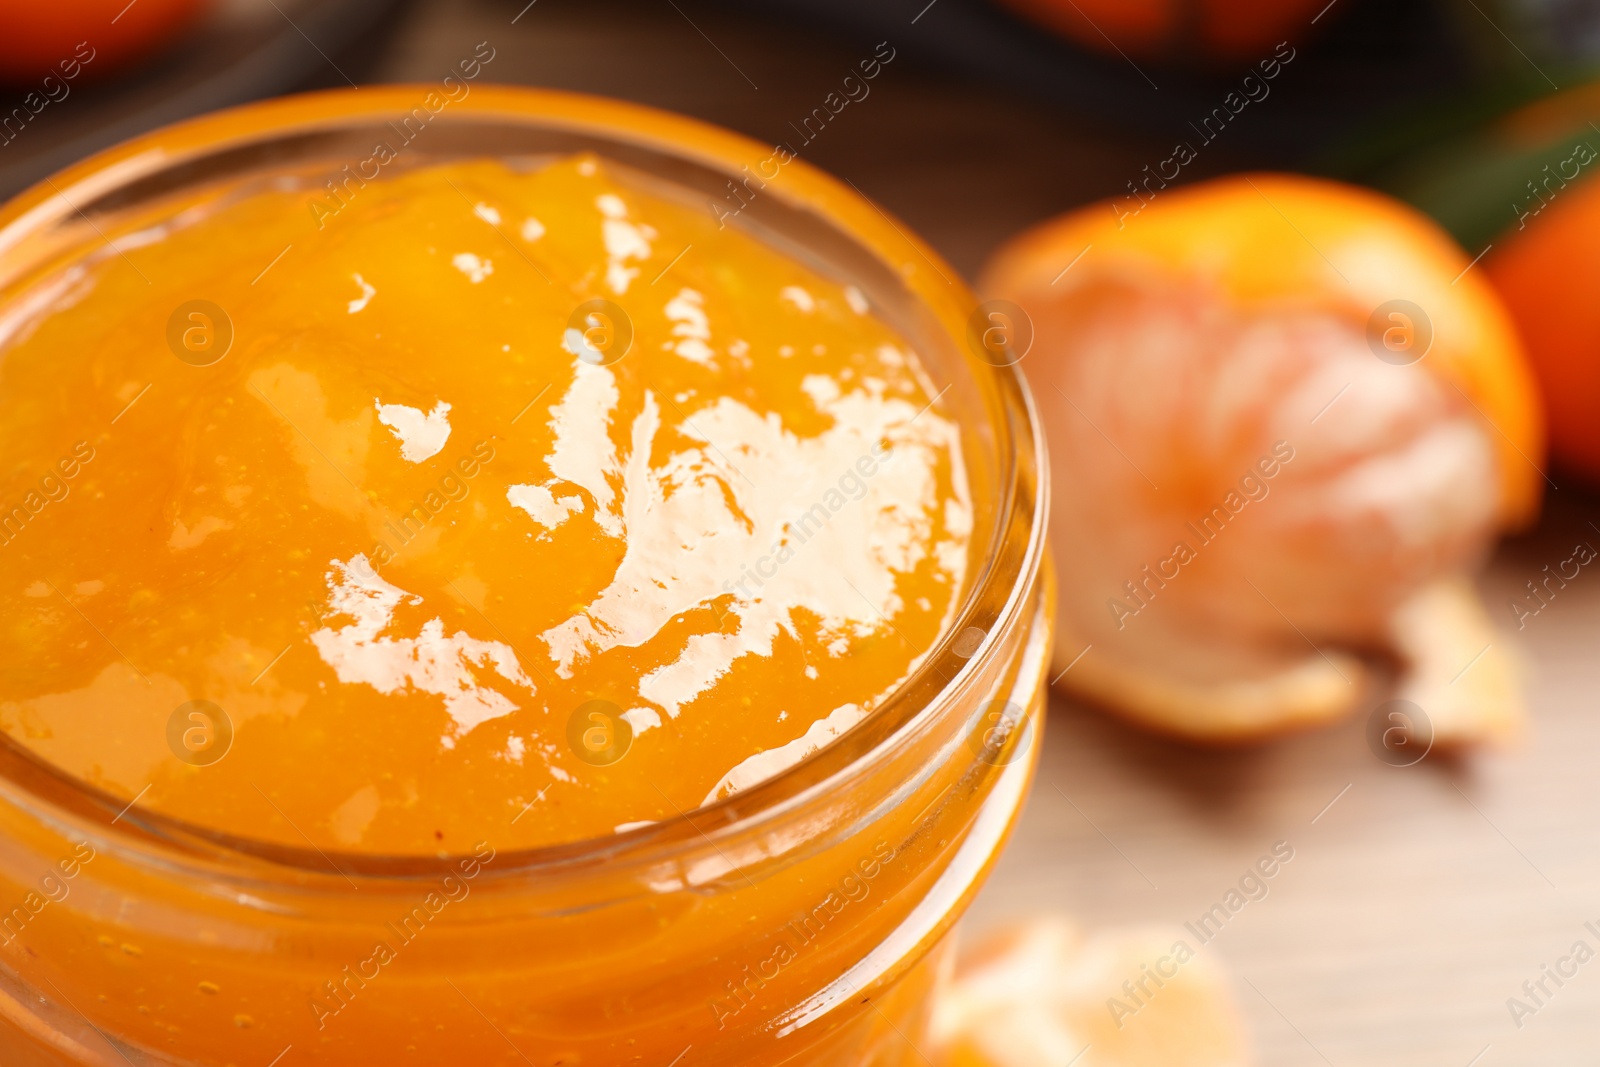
0, 88, 1050, 1067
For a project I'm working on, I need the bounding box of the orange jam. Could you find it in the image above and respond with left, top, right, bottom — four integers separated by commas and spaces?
0, 154, 972, 854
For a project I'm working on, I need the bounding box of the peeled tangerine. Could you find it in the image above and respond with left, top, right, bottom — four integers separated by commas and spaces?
981, 174, 1544, 744
931, 921, 1247, 1067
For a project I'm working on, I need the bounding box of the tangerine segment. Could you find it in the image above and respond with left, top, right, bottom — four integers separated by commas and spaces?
931, 920, 1248, 1067
0, 154, 972, 854
1389, 576, 1522, 748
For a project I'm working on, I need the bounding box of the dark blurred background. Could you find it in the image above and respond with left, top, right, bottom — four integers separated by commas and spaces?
4, 0, 1594, 273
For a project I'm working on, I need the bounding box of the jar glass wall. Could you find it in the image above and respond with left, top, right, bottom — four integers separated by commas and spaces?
0, 87, 1051, 1067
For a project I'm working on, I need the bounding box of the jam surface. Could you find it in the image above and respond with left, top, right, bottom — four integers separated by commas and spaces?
0, 154, 971, 853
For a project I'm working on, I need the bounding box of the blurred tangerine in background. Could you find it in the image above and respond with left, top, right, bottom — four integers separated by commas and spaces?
1486, 177, 1600, 484
0, 0, 210, 82
992, 0, 1335, 64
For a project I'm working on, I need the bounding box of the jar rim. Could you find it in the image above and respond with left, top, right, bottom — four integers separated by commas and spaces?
0, 85, 1049, 883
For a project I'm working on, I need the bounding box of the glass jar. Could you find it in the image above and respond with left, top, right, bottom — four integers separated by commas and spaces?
0, 86, 1051, 1067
